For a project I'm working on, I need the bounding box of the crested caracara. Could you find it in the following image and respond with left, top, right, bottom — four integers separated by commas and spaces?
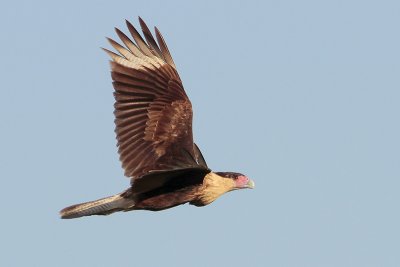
60, 18, 254, 219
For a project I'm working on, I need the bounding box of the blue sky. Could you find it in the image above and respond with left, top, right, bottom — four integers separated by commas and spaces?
1, 0, 399, 266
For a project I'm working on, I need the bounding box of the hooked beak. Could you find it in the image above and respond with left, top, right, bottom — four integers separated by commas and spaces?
246, 179, 255, 189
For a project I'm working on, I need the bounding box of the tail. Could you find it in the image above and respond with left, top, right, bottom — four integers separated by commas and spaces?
60, 192, 135, 219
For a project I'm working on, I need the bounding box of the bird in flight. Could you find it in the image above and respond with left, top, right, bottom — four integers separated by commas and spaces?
60, 18, 254, 219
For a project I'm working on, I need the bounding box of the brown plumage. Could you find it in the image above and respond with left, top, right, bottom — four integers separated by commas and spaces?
60, 18, 254, 219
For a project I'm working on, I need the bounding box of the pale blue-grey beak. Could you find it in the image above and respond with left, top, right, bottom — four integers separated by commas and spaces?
247, 179, 255, 189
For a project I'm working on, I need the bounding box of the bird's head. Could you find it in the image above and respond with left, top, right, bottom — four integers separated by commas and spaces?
215, 172, 255, 190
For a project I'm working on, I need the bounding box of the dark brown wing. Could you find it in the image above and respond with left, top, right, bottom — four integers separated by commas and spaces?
104, 18, 209, 184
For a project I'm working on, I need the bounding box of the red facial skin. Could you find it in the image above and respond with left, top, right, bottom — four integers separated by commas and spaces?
235, 175, 250, 188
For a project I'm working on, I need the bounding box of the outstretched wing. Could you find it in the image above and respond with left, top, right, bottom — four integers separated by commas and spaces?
104, 18, 208, 183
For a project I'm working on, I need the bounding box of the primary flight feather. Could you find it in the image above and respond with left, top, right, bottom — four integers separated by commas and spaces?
60, 17, 254, 219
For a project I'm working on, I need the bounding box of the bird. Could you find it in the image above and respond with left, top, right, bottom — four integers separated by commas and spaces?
60, 17, 254, 219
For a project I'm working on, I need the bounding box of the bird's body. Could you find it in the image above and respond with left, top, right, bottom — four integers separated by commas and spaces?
131, 172, 237, 210
60, 18, 254, 219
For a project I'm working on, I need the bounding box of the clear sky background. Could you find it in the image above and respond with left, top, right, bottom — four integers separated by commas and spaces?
1, 0, 399, 266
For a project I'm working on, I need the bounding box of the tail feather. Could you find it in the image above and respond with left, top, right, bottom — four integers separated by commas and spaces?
60, 193, 135, 219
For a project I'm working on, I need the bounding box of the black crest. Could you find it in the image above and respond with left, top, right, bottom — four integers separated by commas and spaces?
215, 172, 244, 179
